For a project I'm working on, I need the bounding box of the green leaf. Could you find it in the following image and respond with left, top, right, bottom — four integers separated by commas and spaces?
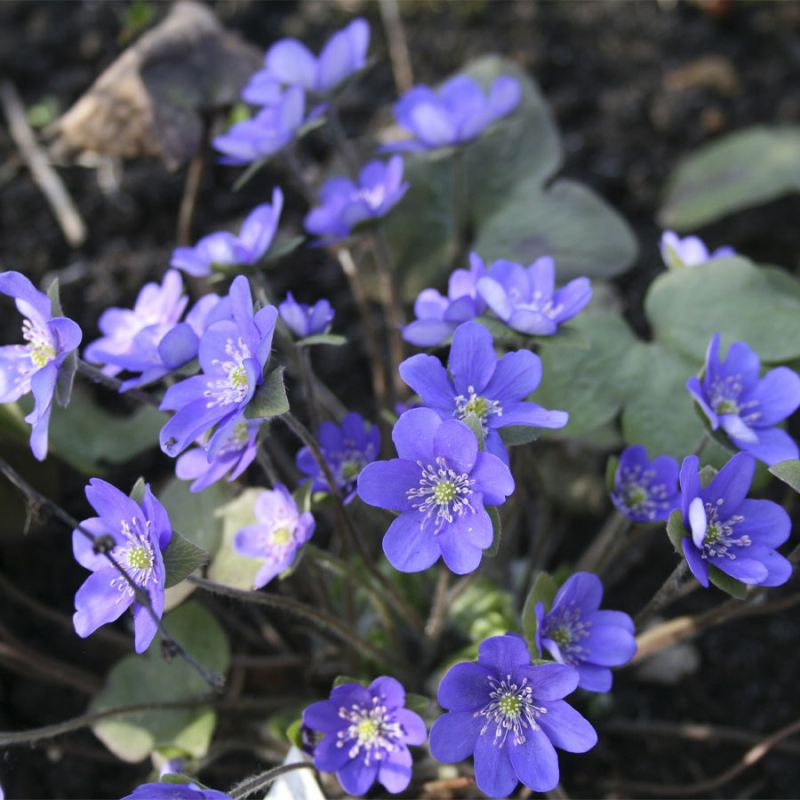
296, 333, 347, 348
645, 257, 800, 363
535, 312, 644, 437
333, 675, 364, 688
769, 459, 800, 493
666, 508, 688, 553
698, 464, 718, 489
286, 718, 304, 749
708, 563, 748, 599
462, 414, 486, 450
129, 478, 147, 505
659, 126, 800, 230
485, 506, 502, 557
262, 235, 306, 265
405, 693, 431, 715
207, 489, 264, 590
605, 455, 619, 494
90, 601, 230, 762
45, 277, 78, 406
498, 426, 540, 447
521, 572, 559, 656
163, 531, 209, 589
473, 178, 638, 282
246, 368, 290, 420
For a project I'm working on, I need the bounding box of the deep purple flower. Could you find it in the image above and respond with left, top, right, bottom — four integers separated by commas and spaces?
279, 292, 335, 338
176, 414, 263, 493
687, 333, 800, 465
296, 412, 380, 503
245, 18, 369, 97
429, 634, 596, 797
0, 270, 82, 460
233, 484, 315, 588
388, 75, 521, 152
171, 189, 283, 277
214, 90, 306, 165
305, 157, 408, 242
477, 256, 592, 336
72, 478, 171, 653
610, 445, 681, 523
403, 252, 488, 347
399, 321, 567, 463
660, 231, 735, 270
122, 783, 232, 800
302, 676, 426, 796
159, 276, 278, 459
679, 452, 792, 588
358, 408, 514, 574
534, 573, 636, 693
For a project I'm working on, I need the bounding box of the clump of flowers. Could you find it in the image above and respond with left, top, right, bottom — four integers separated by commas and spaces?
233, 484, 315, 588
296, 412, 380, 503
660, 230, 734, 270
534, 572, 636, 692
610, 444, 681, 522
358, 408, 514, 574
304, 157, 408, 242
72, 478, 171, 653
399, 320, 567, 463
687, 332, 800, 466
171, 189, 283, 276
302, 676, 426, 796
429, 634, 596, 797
679, 452, 792, 588
0, 270, 82, 460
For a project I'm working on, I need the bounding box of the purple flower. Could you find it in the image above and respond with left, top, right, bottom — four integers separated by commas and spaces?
687, 333, 800, 466
302, 676, 426, 796
388, 75, 521, 152
429, 634, 596, 797
403, 252, 488, 347
660, 231, 735, 270
159, 276, 278, 459
214, 90, 306, 165
171, 189, 284, 277
175, 414, 263, 493
233, 484, 315, 588
72, 478, 171, 653
679, 452, 792, 588
610, 445, 681, 523
279, 292, 335, 338
534, 573, 636, 693
122, 783, 232, 800
246, 18, 370, 96
477, 256, 592, 336
0, 271, 82, 460
296, 412, 380, 503
399, 321, 567, 463
304, 157, 408, 242
357, 408, 514, 574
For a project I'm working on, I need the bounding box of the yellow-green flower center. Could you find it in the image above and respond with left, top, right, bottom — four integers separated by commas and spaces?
356, 718, 380, 743
705, 521, 722, 544
550, 626, 572, 647
717, 399, 738, 415
341, 459, 362, 481
625, 485, 648, 508
499, 693, 522, 718
127, 545, 153, 570
229, 366, 248, 388
271, 527, 292, 546
434, 480, 457, 504
31, 342, 56, 367
464, 394, 489, 418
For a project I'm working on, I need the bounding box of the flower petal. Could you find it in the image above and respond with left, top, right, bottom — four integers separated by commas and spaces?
702, 451, 755, 510
377, 745, 412, 794
470, 452, 514, 505
517, 663, 579, 701
551, 572, 603, 616
737, 499, 791, 547
733, 427, 799, 467
392, 407, 440, 462
337, 757, 378, 797
537, 700, 597, 753
745, 367, 800, 426
508, 727, 559, 793
483, 349, 542, 401
478, 634, 531, 674
449, 321, 498, 395
303, 700, 344, 733
473, 732, 519, 798
73, 568, 131, 638
682, 538, 709, 587
429, 710, 482, 763
438, 662, 493, 711
357, 459, 418, 512
382, 512, 440, 572
398, 354, 454, 411
582, 625, 637, 666
395, 707, 427, 745
574, 663, 612, 692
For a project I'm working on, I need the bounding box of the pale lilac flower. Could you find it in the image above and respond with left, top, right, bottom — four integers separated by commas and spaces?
610, 445, 681, 522
660, 231, 735, 270
279, 293, 335, 338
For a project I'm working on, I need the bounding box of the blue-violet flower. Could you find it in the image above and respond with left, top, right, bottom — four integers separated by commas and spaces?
679, 452, 792, 588
687, 333, 800, 465
660, 231, 734, 270
279, 292, 335, 338
0, 270, 82, 460
122, 783, 232, 800
233, 484, 315, 588
534, 572, 636, 693
429, 634, 597, 797
302, 676, 426, 796
296, 412, 380, 504
72, 478, 171, 653
610, 445, 681, 522
388, 75, 521, 152
358, 408, 514, 574
399, 320, 567, 463
171, 189, 283, 277
477, 256, 592, 336
304, 157, 408, 242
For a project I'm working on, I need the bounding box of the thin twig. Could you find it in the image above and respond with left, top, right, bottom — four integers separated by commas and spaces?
424, 567, 450, 640
0, 80, 86, 246
608, 717, 800, 796
177, 116, 209, 245
378, 0, 414, 94
634, 559, 688, 629
0, 456, 223, 691
228, 763, 316, 800
576, 509, 630, 574
77, 359, 161, 407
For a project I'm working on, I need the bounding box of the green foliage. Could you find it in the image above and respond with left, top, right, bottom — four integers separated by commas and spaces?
769, 459, 800, 493
521, 572, 559, 656
296, 333, 347, 348
659, 126, 800, 230
207, 489, 263, 590
162, 531, 209, 589
666, 508, 688, 552
246, 368, 290, 420
91, 602, 230, 763
485, 506, 502, 557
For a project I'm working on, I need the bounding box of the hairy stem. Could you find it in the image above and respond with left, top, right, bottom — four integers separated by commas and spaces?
228, 763, 316, 799
634, 559, 689, 629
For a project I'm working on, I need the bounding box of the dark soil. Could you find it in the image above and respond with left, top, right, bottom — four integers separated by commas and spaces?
1, 1, 800, 798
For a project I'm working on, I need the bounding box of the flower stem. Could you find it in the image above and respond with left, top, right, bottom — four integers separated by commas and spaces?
576, 509, 631, 574
450, 148, 468, 269
634, 559, 689, 629
77, 359, 161, 407
228, 763, 316, 800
